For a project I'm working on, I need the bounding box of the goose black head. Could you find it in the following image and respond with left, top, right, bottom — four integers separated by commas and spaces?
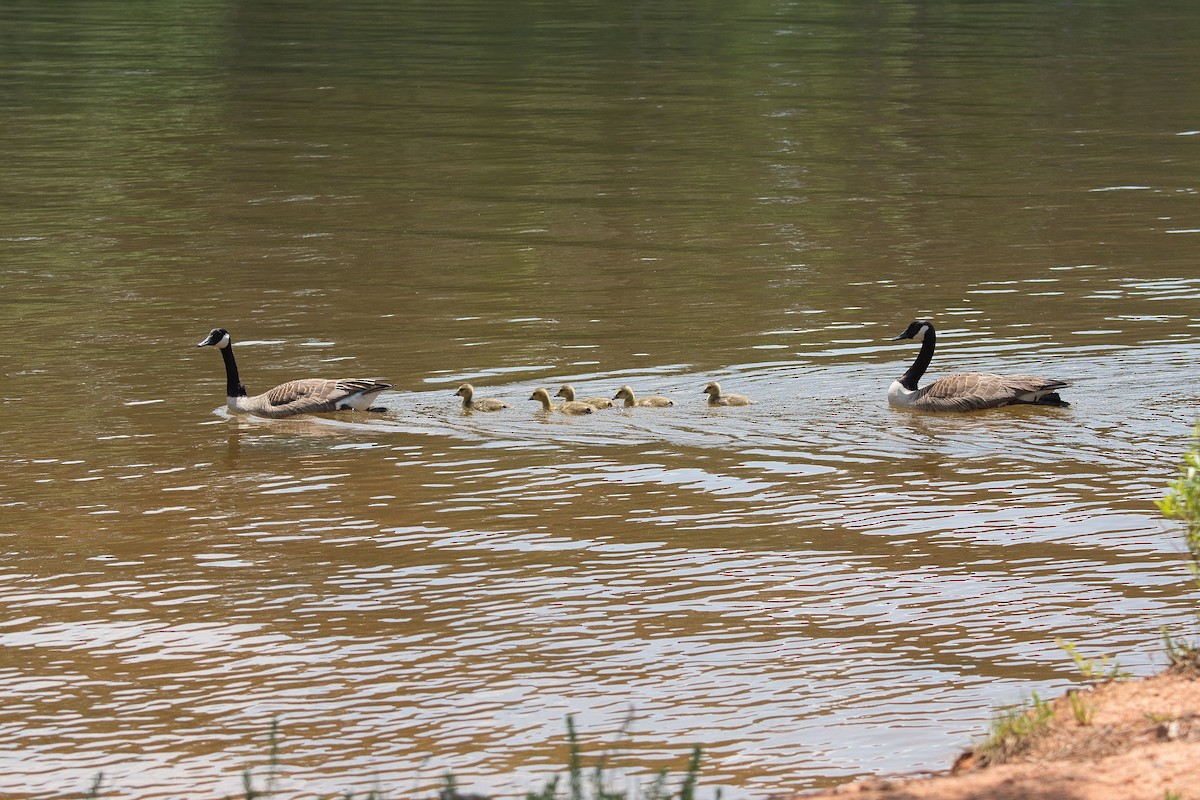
197, 328, 231, 348
891, 320, 933, 342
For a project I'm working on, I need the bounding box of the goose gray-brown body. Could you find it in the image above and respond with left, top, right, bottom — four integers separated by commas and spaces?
530, 387, 594, 415
888, 320, 1069, 412
702, 381, 751, 406
613, 385, 673, 408
197, 328, 392, 419
455, 383, 509, 412
555, 384, 614, 409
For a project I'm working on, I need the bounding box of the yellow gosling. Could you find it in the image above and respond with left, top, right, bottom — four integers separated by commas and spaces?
454, 383, 509, 412
556, 384, 614, 409
613, 384, 673, 408
530, 387, 594, 415
703, 381, 751, 406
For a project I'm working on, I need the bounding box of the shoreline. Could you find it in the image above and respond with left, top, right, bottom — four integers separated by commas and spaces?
792, 664, 1200, 800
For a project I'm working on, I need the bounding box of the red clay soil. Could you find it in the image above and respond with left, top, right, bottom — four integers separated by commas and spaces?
794, 669, 1200, 800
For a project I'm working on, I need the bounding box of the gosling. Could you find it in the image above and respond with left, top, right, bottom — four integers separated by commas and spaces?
613, 385, 673, 408
555, 384, 614, 410
703, 381, 751, 406
530, 387, 594, 415
454, 383, 509, 412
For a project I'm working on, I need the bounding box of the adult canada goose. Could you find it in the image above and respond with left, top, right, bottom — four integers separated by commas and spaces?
888, 320, 1070, 412
196, 328, 392, 418
530, 387, 594, 415
702, 381, 751, 406
555, 384, 614, 409
613, 385, 673, 408
454, 383, 509, 412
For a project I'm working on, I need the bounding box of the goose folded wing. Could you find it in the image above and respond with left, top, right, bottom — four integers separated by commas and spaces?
334, 378, 393, 396
919, 372, 1067, 411
263, 378, 344, 413
1000, 375, 1069, 402
1003, 375, 1069, 394
918, 373, 1016, 411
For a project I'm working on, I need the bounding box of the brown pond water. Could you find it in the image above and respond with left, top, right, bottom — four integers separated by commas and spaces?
2, 1, 1200, 797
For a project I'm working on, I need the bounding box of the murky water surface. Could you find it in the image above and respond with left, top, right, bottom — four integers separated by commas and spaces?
3, 1, 1200, 797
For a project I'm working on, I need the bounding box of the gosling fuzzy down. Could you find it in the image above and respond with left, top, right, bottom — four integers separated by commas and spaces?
702, 382, 751, 406
530, 387, 594, 415
613, 385, 673, 408
555, 384, 614, 409
455, 383, 509, 412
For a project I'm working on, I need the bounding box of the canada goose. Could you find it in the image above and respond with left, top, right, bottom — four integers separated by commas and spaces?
530, 387, 594, 415
196, 328, 392, 418
703, 381, 751, 406
454, 383, 509, 412
888, 320, 1070, 412
613, 385, 673, 408
555, 384, 614, 409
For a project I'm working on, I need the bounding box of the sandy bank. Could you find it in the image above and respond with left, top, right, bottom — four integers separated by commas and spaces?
794, 667, 1200, 800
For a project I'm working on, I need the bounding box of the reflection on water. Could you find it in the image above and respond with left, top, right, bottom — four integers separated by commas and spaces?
3, 0, 1200, 797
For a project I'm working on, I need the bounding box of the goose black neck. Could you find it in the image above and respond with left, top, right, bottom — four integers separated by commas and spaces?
220, 345, 248, 397
900, 327, 936, 390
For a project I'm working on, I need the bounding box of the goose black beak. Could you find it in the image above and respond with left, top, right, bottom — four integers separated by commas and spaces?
197, 329, 225, 347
